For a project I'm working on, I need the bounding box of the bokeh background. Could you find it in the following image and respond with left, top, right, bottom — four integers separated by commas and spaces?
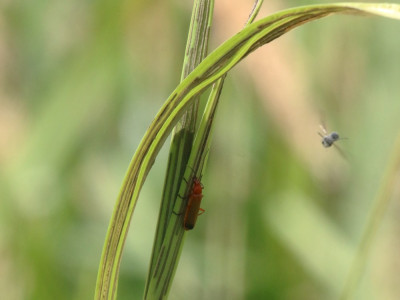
1, 0, 400, 299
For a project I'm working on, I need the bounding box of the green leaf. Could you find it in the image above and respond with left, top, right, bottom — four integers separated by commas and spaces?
144, 0, 214, 298
144, 2, 265, 299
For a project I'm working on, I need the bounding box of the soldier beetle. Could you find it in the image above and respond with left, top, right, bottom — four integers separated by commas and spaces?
183, 178, 205, 230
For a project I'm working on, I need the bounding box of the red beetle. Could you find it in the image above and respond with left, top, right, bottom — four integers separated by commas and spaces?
183, 178, 205, 230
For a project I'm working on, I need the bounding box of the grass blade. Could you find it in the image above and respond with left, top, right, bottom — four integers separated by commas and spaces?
145, 2, 265, 298
144, 0, 214, 298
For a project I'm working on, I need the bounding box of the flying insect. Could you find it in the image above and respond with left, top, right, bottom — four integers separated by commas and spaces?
318, 124, 348, 159
318, 127, 340, 148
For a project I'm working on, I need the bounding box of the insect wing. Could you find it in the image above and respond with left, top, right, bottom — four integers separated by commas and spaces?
332, 143, 348, 161
183, 194, 203, 230
319, 124, 328, 135
183, 179, 204, 231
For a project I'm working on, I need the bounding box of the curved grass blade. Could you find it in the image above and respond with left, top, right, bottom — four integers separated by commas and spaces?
144, 0, 214, 298
95, 3, 400, 299
144, 2, 265, 299
145, 76, 224, 299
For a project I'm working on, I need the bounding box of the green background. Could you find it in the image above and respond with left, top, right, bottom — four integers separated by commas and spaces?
1, 1, 400, 299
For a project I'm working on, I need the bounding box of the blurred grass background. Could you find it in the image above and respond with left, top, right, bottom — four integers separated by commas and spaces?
1, 0, 400, 299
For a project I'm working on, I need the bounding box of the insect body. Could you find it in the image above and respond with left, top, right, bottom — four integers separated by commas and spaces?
319, 131, 340, 148
317, 124, 348, 160
318, 124, 343, 148
183, 178, 205, 231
